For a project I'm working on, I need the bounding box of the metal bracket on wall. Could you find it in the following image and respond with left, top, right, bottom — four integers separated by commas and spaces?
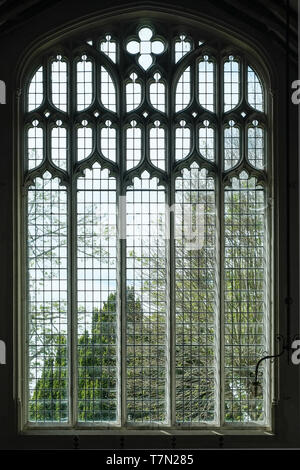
252, 335, 286, 397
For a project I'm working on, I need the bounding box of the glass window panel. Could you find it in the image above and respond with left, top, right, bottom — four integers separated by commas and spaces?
198, 58, 215, 112
77, 125, 93, 161
77, 57, 93, 111
51, 57, 68, 112
126, 174, 167, 423
100, 66, 116, 112
199, 123, 215, 162
224, 174, 267, 424
101, 121, 116, 162
28, 66, 43, 111
248, 66, 264, 112
175, 35, 192, 63
224, 58, 240, 112
224, 122, 240, 170
149, 73, 165, 112
77, 164, 118, 422
27, 123, 43, 170
126, 73, 141, 112
248, 124, 264, 169
175, 164, 217, 423
127, 27, 164, 71
100, 35, 117, 63
175, 67, 191, 112
175, 122, 190, 160
126, 122, 142, 170
51, 125, 67, 170
149, 122, 165, 170
27, 174, 68, 423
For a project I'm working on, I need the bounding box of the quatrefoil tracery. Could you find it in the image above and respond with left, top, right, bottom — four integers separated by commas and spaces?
126, 27, 165, 70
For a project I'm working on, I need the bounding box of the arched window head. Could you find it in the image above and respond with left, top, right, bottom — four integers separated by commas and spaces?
23, 18, 271, 430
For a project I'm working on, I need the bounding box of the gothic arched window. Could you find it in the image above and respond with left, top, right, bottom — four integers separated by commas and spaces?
23, 20, 271, 430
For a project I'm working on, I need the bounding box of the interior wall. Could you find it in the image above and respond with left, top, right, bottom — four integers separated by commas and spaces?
0, 0, 298, 449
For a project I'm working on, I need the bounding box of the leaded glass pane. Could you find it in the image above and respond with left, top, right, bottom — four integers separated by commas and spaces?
100, 121, 116, 162
100, 35, 117, 63
248, 122, 264, 169
77, 57, 93, 111
100, 66, 116, 112
149, 73, 165, 112
175, 67, 191, 112
175, 35, 192, 63
175, 165, 218, 423
51, 57, 67, 112
149, 121, 165, 170
224, 173, 267, 423
126, 174, 168, 423
77, 122, 93, 161
27, 174, 68, 423
77, 164, 118, 422
198, 57, 215, 112
224, 57, 240, 112
126, 73, 141, 112
224, 121, 240, 170
175, 121, 190, 161
199, 121, 215, 162
51, 123, 67, 170
28, 66, 43, 111
126, 121, 142, 170
27, 121, 43, 170
248, 66, 264, 112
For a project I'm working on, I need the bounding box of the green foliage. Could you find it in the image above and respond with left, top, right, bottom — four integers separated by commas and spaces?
29, 288, 142, 422
29, 335, 68, 422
